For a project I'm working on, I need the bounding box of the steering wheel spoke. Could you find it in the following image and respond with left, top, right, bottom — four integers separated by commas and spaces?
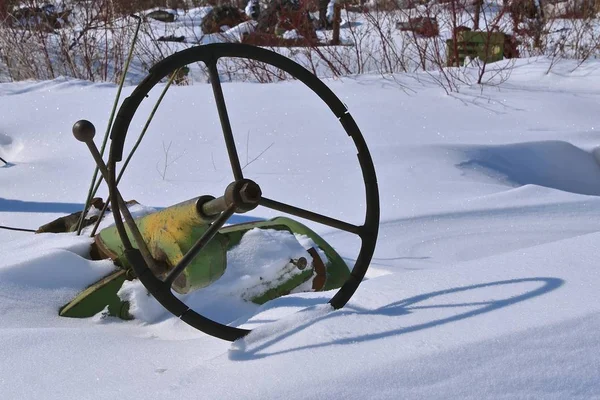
259, 196, 361, 235
206, 59, 244, 181
164, 204, 236, 287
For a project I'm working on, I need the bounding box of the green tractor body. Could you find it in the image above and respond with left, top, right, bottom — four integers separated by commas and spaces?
59, 198, 350, 320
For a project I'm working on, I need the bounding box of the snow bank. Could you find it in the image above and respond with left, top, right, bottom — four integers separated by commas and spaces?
0, 233, 111, 290
0, 132, 23, 163
0, 233, 115, 330
456, 140, 600, 195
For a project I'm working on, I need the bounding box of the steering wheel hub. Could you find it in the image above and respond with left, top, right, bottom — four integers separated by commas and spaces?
226, 179, 262, 213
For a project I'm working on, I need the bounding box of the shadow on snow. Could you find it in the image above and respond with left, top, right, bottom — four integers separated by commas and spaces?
229, 277, 564, 360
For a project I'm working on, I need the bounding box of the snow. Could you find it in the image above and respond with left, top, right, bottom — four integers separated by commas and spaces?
1, 56, 600, 398
117, 228, 321, 325
210, 229, 313, 299
282, 29, 304, 40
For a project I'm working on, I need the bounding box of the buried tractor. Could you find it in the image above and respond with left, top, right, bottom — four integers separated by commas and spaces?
46, 43, 379, 341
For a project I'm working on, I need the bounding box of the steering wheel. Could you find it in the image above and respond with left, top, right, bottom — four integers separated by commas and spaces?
107, 43, 379, 341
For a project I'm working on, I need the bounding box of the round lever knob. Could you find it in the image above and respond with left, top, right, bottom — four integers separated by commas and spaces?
72, 120, 96, 142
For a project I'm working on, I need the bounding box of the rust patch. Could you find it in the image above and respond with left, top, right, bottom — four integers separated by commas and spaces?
308, 247, 326, 291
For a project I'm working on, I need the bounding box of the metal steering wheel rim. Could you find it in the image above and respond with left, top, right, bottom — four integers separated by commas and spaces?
107, 43, 379, 342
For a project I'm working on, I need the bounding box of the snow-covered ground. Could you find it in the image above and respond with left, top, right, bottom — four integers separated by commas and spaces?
1, 57, 600, 398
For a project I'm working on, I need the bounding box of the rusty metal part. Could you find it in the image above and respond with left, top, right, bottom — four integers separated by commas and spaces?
308, 247, 326, 291
36, 197, 105, 233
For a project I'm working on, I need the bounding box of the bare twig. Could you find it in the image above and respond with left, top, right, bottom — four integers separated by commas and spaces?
211, 152, 217, 171
242, 142, 275, 170
157, 140, 186, 180
246, 130, 250, 165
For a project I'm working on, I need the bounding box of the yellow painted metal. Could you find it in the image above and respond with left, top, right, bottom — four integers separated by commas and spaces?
96, 197, 227, 294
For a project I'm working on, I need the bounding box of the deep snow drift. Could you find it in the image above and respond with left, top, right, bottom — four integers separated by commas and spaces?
1, 58, 600, 399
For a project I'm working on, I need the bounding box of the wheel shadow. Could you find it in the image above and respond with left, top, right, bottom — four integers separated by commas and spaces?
229, 277, 564, 360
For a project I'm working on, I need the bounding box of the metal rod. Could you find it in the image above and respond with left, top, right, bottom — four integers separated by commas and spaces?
76, 15, 142, 235
0, 225, 36, 233
259, 197, 361, 234
76, 172, 101, 235
164, 204, 236, 286
207, 61, 244, 181
88, 188, 111, 237
75, 129, 160, 274
89, 70, 180, 237
200, 195, 229, 217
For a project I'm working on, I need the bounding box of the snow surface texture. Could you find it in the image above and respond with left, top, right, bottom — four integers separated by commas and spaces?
1, 58, 600, 398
